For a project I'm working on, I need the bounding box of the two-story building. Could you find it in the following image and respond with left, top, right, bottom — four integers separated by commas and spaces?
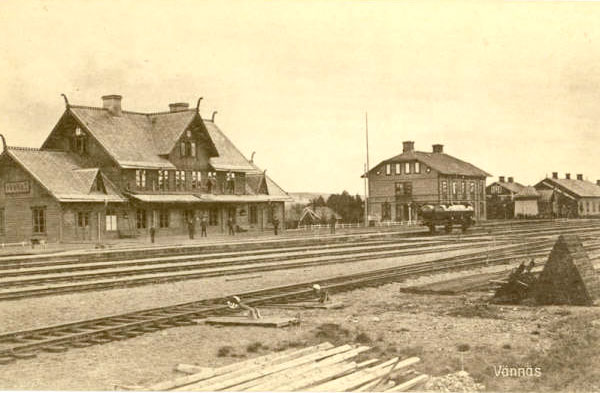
485, 176, 525, 219
0, 95, 290, 243
364, 141, 490, 222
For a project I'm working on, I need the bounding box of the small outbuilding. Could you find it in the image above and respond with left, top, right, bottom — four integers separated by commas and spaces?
514, 186, 540, 218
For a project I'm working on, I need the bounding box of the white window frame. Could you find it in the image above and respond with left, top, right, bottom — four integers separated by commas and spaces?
404, 162, 411, 174
415, 162, 421, 174
385, 164, 391, 176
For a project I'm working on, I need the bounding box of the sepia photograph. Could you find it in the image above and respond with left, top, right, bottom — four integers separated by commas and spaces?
0, 0, 599, 392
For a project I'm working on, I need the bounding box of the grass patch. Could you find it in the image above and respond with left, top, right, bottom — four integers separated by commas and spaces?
246, 342, 269, 353
217, 345, 234, 357
313, 323, 350, 345
445, 303, 502, 319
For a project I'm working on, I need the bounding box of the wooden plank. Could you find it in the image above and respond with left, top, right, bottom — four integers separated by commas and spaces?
174, 365, 214, 375
308, 357, 420, 392
204, 316, 299, 327
384, 374, 429, 392
276, 361, 358, 392
241, 346, 371, 392
148, 342, 334, 391
177, 345, 355, 392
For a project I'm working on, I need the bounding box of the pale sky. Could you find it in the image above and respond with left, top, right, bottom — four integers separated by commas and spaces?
1, 0, 600, 195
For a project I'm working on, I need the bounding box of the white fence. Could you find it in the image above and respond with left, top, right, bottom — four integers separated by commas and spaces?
296, 220, 419, 231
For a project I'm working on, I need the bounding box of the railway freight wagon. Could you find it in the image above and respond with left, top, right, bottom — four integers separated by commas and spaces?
420, 204, 475, 234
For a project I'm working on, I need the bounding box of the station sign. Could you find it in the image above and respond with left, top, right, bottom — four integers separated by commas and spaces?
5, 180, 30, 194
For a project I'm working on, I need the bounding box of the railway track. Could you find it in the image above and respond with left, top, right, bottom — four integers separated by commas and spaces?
1, 235, 600, 365
0, 221, 599, 301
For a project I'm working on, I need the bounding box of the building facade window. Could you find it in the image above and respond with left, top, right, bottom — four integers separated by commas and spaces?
404, 162, 411, 174
159, 210, 169, 228
249, 205, 258, 224
32, 207, 46, 234
207, 171, 217, 193
382, 202, 391, 221
136, 169, 146, 189
191, 171, 202, 189
461, 181, 466, 198
136, 209, 147, 229
441, 181, 448, 198
395, 163, 401, 175
452, 181, 457, 196
175, 170, 186, 190
414, 162, 421, 174
470, 182, 475, 198
395, 203, 403, 221
226, 172, 236, 194
105, 209, 117, 231
77, 211, 90, 228
394, 182, 404, 196
209, 207, 218, 225
385, 164, 391, 176
158, 170, 167, 191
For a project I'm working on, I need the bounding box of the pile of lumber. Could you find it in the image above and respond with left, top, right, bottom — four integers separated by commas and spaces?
147, 342, 428, 392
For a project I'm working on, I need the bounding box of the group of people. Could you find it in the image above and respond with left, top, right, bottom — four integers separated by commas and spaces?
149, 214, 282, 243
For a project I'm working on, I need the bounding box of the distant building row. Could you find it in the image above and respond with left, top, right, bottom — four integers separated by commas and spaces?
487, 172, 600, 219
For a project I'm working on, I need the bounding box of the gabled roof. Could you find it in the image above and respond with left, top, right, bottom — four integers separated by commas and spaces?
204, 121, 256, 172
488, 181, 526, 194
515, 186, 540, 199
46, 105, 259, 172
535, 178, 600, 198
369, 150, 490, 178
5, 147, 125, 202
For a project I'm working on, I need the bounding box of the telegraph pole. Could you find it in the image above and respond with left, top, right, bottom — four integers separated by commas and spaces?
364, 112, 370, 227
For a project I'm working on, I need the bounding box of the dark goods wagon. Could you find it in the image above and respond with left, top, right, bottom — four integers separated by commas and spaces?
420, 204, 475, 234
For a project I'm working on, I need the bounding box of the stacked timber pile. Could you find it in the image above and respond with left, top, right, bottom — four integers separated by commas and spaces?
424, 370, 485, 392
147, 342, 428, 392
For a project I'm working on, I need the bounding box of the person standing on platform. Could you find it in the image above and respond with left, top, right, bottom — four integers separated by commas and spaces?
227, 216, 235, 236
329, 214, 337, 234
149, 225, 156, 244
201, 215, 208, 238
187, 217, 195, 240
272, 216, 280, 235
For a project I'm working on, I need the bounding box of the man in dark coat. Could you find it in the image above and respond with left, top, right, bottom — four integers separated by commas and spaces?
200, 215, 208, 237
329, 214, 337, 234
227, 216, 235, 236
187, 217, 195, 240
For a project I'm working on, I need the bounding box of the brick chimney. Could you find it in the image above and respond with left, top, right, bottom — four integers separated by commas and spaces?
402, 141, 415, 153
499, 176, 505, 183
102, 95, 122, 116
552, 172, 558, 179
508, 177, 514, 183
565, 173, 571, 180
432, 144, 444, 153
169, 102, 190, 112
576, 174, 583, 181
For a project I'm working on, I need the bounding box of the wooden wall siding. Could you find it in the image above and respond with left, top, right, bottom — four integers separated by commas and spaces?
0, 162, 61, 243
367, 162, 487, 221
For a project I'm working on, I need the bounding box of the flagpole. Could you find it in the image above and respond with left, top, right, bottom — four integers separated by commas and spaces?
364, 112, 370, 227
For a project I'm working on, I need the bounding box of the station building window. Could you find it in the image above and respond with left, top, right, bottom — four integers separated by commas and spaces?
32, 207, 46, 234
209, 207, 219, 225
105, 209, 117, 231
382, 202, 391, 221
395, 163, 401, 175
136, 169, 146, 189
159, 210, 170, 228
385, 164, 391, 176
158, 170, 168, 191
191, 171, 202, 189
249, 205, 258, 224
77, 212, 90, 228
404, 162, 411, 174
136, 209, 147, 229
415, 162, 421, 174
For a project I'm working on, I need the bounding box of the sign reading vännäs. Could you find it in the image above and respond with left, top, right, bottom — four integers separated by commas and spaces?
5, 180, 30, 194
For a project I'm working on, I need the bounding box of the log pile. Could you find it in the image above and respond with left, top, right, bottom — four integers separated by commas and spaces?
146, 342, 428, 392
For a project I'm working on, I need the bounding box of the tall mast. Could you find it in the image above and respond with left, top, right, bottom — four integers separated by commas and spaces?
364, 112, 370, 227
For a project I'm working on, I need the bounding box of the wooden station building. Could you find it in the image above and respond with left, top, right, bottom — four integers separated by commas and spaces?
364, 141, 490, 223
0, 95, 290, 244
534, 172, 600, 218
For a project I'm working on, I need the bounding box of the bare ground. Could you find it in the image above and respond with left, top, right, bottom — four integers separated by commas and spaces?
2, 253, 599, 392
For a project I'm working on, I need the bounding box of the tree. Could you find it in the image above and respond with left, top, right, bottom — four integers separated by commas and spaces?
325, 191, 364, 223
